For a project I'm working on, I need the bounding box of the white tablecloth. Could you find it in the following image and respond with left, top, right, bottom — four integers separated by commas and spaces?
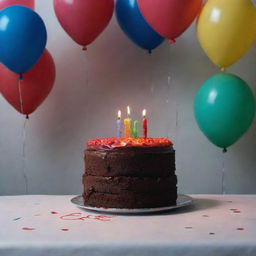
0, 195, 256, 256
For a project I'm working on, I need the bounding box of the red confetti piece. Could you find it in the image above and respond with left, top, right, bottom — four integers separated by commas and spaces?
22, 227, 35, 231
237, 228, 244, 231
61, 228, 69, 231
60, 213, 114, 221
60, 213, 89, 221
94, 215, 112, 221
51, 211, 58, 214
234, 211, 241, 213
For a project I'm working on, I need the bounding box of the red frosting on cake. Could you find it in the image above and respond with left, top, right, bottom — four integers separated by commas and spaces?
87, 137, 173, 148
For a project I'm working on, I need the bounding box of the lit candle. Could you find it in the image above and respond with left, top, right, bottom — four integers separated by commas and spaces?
142, 109, 147, 139
124, 106, 132, 138
117, 110, 121, 138
133, 120, 138, 138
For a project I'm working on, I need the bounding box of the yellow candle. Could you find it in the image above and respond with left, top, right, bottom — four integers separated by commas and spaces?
124, 118, 131, 137
124, 106, 132, 138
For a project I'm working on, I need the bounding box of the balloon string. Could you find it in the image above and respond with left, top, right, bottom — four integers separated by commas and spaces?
165, 44, 176, 141
149, 50, 154, 130
22, 118, 29, 194
174, 50, 178, 143
18, 78, 24, 115
166, 50, 170, 139
167, 44, 178, 141
221, 153, 226, 194
83, 46, 90, 137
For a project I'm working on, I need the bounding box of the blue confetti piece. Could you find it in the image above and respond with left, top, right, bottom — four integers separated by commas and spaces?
13, 217, 22, 221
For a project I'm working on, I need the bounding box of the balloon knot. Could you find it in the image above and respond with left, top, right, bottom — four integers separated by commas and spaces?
26, 115, 29, 120
169, 39, 176, 44
223, 148, 227, 153
82, 46, 87, 51
221, 67, 226, 72
148, 49, 152, 54
19, 74, 23, 80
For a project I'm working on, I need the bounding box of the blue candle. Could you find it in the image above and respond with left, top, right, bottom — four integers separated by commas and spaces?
117, 110, 121, 138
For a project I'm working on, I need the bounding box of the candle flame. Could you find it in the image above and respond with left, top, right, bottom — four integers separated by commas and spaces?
127, 106, 131, 116
142, 109, 146, 117
118, 110, 121, 119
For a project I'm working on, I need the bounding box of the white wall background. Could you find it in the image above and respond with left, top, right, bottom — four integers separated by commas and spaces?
0, 0, 256, 195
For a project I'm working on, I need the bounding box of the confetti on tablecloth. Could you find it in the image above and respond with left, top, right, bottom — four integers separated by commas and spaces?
1, 195, 256, 256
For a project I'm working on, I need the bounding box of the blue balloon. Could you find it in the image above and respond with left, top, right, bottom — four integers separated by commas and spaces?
0, 5, 47, 76
116, 0, 164, 53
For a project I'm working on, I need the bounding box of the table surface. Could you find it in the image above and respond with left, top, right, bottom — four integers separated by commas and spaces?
1, 194, 256, 256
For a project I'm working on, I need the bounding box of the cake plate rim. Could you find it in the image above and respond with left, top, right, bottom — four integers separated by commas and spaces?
70, 194, 193, 214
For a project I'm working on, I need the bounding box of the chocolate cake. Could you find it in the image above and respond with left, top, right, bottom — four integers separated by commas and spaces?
83, 137, 177, 209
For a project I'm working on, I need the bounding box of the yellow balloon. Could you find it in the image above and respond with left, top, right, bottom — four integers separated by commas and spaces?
197, 0, 256, 70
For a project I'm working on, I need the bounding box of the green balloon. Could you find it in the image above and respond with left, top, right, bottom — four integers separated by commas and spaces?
194, 73, 255, 150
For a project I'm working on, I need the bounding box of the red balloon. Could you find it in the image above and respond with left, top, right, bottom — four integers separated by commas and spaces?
0, 0, 34, 9
0, 49, 56, 116
137, 0, 202, 43
54, 0, 114, 49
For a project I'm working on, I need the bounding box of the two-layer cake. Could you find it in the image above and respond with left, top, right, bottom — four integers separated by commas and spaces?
83, 137, 177, 209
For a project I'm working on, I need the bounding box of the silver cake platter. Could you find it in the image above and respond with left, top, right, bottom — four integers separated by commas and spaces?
71, 194, 193, 214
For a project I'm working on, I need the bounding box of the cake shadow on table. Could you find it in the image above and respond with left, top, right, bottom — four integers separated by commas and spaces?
162, 197, 224, 215
76, 197, 223, 216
